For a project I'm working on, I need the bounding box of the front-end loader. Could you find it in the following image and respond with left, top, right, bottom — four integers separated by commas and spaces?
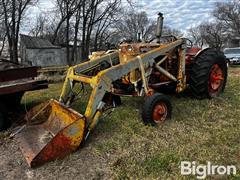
16, 13, 227, 167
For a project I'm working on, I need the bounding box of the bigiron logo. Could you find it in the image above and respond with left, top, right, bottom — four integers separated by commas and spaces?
181, 161, 237, 179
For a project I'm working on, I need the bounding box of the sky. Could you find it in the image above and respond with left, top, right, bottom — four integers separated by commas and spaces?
25, 0, 228, 34
137, 0, 227, 32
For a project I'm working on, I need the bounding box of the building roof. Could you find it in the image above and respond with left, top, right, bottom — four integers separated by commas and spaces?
20, 34, 60, 49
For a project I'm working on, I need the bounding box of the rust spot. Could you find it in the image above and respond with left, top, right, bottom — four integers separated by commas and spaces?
31, 132, 75, 167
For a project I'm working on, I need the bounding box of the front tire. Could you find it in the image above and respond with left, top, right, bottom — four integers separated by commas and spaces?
142, 93, 172, 126
190, 49, 227, 99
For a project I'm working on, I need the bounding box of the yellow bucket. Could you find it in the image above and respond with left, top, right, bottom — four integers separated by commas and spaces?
16, 99, 86, 167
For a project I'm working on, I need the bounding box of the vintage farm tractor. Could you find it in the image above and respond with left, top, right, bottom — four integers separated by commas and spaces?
16, 13, 227, 167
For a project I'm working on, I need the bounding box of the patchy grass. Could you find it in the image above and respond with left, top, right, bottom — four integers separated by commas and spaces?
0, 67, 240, 179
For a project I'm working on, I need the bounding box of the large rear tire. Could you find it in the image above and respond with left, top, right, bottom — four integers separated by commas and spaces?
190, 49, 227, 99
142, 93, 172, 126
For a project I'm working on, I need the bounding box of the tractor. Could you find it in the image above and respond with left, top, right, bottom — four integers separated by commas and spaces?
16, 13, 227, 167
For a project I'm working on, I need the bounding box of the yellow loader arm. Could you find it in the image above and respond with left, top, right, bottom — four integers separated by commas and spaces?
60, 39, 186, 134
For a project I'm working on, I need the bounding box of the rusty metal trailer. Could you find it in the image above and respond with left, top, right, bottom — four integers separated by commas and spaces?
0, 59, 48, 130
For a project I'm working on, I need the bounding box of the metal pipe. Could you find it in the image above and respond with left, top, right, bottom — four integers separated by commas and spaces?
149, 81, 172, 89
157, 55, 168, 66
156, 12, 164, 43
155, 64, 177, 81
68, 74, 92, 84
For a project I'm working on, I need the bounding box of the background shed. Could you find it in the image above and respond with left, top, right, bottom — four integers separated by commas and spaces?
20, 34, 68, 67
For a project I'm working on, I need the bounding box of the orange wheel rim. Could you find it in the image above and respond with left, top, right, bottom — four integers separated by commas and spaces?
208, 64, 224, 95
152, 103, 167, 124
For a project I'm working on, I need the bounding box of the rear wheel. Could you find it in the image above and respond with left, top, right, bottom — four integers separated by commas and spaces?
190, 49, 227, 99
142, 93, 171, 126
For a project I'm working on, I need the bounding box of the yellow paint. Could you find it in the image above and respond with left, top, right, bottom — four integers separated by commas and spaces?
41, 100, 86, 147
89, 111, 102, 131
63, 118, 85, 147
48, 100, 86, 146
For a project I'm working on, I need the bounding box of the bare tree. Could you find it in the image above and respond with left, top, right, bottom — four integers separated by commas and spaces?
29, 0, 132, 62
51, 0, 80, 43
162, 26, 183, 38
188, 26, 204, 48
71, 2, 81, 62
116, 11, 153, 42
0, 24, 7, 56
188, 0, 239, 49
199, 22, 225, 49
1, 0, 37, 63
29, 13, 48, 37
115, 11, 183, 44
188, 22, 225, 49
32, 16, 72, 45
92, 0, 121, 51
213, 0, 240, 36
0, 9, 7, 57
78, 0, 122, 59
51, 0, 83, 64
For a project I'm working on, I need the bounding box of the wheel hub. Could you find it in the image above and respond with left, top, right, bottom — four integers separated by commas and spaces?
208, 64, 224, 93
152, 103, 167, 123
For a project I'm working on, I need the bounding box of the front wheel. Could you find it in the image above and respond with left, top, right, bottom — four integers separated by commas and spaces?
142, 93, 172, 126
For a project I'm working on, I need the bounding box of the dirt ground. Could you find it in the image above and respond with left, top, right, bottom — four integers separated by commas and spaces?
0, 124, 117, 179
0, 67, 240, 179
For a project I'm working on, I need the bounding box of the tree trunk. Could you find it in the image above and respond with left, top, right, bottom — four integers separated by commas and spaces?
93, 33, 98, 51
11, 0, 18, 63
0, 33, 6, 57
71, 10, 80, 63
81, 32, 86, 61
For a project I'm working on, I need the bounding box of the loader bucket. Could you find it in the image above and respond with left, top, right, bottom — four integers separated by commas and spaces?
16, 99, 86, 167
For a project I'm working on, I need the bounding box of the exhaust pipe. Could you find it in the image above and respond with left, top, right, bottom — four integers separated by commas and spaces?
137, 32, 141, 42
156, 12, 164, 43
